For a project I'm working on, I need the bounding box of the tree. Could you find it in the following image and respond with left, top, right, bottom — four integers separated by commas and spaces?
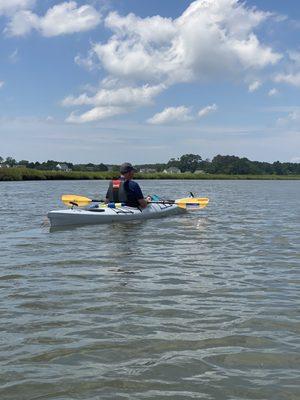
211, 155, 243, 174
167, 157, 181, 169
0, 156, 3, 163
5, 157, 17, 167
273, 161, 286, 175
167, 154, 202, 172
96, 163, 108, 171
18, 160, 30, 167
179, 154, 202, 172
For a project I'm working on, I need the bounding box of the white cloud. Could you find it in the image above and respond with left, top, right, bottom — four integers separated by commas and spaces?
198, 104, 218, 118
147, 106, 193, 125
64, 0, 283, 124
75, 51, 97, 71
274, 72, 300, 87
268, 88, 278, 96
0, 81, 4, 88
273, 51, 300, 88
6, 10, 39, 36
290, 157, 300, 163
66, 106, 127, 123
0, 0, 34, 15
64, 84, 165, 122
248, 80, 261, 92
6, 1, 101, 37
105, 11, 176, 44
147, 103, 218, 124
63, 84, 164, 107
85, 0, 281, 85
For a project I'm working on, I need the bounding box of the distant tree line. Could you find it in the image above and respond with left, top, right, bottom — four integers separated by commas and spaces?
0, 157, 108, 172
1, 154, 300, 175
138, 154, 300, 175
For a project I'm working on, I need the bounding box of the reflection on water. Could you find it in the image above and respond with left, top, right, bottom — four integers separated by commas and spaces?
0, 180, 299, 400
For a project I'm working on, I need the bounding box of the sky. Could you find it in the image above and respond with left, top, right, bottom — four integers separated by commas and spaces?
1, 0, 300, 164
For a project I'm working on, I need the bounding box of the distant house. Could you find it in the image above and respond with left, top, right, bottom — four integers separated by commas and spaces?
0, 163, 9, 168
194, 169, 206, 174
163, 167, 181, 174
139, 168, 157, 173
56, 163, 70, 172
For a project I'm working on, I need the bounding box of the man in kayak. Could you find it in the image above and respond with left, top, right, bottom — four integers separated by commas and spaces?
106, 162, 149, 208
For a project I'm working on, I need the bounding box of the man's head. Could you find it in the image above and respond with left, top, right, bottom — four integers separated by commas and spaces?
120, 162, 136, 179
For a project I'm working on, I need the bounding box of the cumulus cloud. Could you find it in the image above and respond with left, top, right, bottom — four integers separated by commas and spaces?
64, 0, 283, 123
248, 80, 261, 92
0, 0, 34, 15
84, 0, 281, 85
147, 106, 193, 125
64, 84, 165, 122
198, 103, 218, 118
6, 1, 101, 37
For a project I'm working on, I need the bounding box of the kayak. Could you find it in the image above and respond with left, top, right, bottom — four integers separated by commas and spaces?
47, 203, 184, 227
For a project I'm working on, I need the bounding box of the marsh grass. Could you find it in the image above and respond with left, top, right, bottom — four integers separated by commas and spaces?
0, 167, 299, 181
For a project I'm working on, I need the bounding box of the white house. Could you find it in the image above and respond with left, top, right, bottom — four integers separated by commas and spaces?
139, 168, 157, 173
163, 167, 181, 174
56, 163, 70, 172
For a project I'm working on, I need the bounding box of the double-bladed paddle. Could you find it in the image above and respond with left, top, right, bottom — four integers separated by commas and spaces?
61, 194, 209, 209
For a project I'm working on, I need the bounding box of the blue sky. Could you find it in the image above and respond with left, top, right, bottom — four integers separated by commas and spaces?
1, 0, 300, 163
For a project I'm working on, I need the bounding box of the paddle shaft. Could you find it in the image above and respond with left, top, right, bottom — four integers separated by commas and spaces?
82, 199, 186, 205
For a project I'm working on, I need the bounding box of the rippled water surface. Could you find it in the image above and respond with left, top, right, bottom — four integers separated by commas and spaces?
1, 180, 299, 400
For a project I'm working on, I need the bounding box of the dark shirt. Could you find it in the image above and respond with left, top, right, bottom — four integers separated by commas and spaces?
124, 180, 144, 206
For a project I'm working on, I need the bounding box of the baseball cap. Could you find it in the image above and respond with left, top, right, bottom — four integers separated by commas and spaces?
120, 162, 136, 174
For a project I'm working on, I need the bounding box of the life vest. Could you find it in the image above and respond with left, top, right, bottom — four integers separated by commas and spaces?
107, 179, 128, 203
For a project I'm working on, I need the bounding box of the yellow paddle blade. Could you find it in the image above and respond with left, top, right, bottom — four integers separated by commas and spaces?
175, 197, 209, 209
61, 194, 92, 207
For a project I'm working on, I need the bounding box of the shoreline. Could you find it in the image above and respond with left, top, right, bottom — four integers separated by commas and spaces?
0, 167, 300, 181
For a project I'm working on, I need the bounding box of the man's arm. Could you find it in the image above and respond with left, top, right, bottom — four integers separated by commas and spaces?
132, 181, 150, 209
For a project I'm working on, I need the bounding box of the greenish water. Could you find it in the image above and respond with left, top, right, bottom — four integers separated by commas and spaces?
0, 180, 299, 399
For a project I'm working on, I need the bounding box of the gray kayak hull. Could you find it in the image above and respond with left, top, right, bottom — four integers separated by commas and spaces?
47, 203, 184, 227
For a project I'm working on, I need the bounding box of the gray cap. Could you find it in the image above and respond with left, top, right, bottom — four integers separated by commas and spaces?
120, 162, 136, 174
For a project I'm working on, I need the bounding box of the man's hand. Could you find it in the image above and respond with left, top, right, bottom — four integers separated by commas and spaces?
138, 198, 149, 209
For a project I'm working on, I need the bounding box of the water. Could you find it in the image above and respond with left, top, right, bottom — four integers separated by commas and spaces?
0, 180, 299, 400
